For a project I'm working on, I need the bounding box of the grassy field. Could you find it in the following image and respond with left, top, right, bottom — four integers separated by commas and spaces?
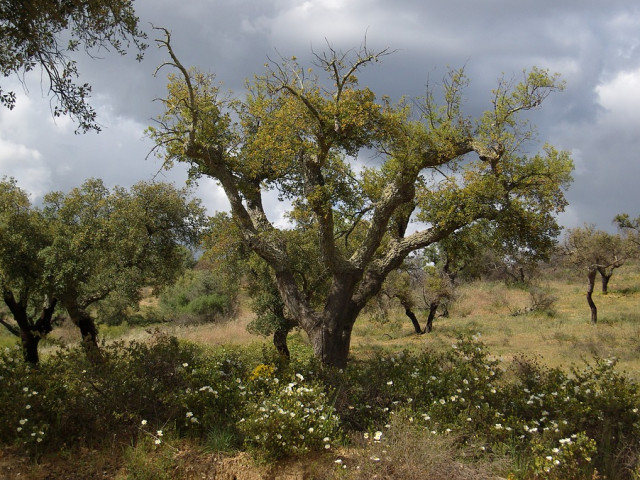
3, 263, 638, 377
352, 265, 640, 380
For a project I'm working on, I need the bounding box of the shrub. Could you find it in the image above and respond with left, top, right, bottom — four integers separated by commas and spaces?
239, 369, 341, 461
159, 269, 237, 323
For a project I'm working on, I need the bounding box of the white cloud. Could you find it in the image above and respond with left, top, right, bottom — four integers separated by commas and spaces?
0, 138, 51, 200
596, 68, 640, 120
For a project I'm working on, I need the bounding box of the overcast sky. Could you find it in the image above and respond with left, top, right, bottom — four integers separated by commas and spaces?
1, 0, 639, 233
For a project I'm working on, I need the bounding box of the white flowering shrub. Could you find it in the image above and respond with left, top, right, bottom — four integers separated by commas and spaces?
239, 371, 341, 461
175, 353, 247, 438
527, 432, 598, 479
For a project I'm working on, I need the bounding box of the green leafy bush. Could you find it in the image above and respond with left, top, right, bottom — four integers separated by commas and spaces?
1, 334, 639, 477
158, 269, 237, 323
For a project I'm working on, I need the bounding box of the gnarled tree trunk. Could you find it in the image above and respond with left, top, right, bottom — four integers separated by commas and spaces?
64, 300, 101, 361
2, 290, 57, 364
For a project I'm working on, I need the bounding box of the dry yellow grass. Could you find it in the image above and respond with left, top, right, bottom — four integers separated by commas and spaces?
351, 263, 640, 379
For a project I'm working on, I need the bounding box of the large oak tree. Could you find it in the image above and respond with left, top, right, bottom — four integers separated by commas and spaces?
150, 31, 573, 367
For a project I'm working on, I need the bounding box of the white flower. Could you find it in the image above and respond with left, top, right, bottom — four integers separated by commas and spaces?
295, 373, 304, 381
141, 419, 147, 425
156, 430, 163, 437
324, 444, 331, 449
323, 437, 330, 442
373, 431, 383, 441
155, 438, 162, 445
386, 380, 393, 385
308, 427, 314, 433
19, 419, 27, 425
182, 363, 189, 367
25, 404, 31, 409
186, 411, 193, 418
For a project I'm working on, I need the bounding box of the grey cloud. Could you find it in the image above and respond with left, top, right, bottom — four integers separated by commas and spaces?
1, 0, 639, 230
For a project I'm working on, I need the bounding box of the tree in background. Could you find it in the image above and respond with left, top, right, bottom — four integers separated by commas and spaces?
0, 0, 146, 132
615, 213, 640, 249
0, 179, 58, 363
41, 179, 206, 356
158, 268, 238, 324
150, 31, 573, 367
0, 178, 206, 362
379, 255, 455, 335
563, 225, 633, 324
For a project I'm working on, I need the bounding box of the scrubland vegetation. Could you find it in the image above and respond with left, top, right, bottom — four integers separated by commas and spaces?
1, 263, 640, 480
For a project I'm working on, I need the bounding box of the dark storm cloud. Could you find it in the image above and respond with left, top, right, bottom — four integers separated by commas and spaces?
1, 0, 639, 231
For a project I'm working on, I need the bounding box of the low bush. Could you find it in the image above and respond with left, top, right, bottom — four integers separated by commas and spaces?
1, 334, 639, 478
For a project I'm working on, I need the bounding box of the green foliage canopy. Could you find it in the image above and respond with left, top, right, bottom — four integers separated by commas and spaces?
150, 33, 573, 366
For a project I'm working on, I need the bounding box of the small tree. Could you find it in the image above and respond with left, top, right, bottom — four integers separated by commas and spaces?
39, 179, 206, 357
615, 213, 640, 249
563, 225, 631, 324
0, 0, 147, 132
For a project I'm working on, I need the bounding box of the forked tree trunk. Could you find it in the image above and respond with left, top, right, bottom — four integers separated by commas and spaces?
3, 291, 57, 364
587, 268, 598, 324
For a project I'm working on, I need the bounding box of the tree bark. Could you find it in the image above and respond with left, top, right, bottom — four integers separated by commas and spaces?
424, 302, 439, 333
20, 329, 41, 364
598, 269, 612, 295
65, 301, 101, 360
273, 326, 291, 359
587, 268, 597, 324
308, 316, 354, 369
404, 306, 423, 334
3, 290, 57, 364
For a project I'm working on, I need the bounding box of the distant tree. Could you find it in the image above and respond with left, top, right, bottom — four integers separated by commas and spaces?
0, 0, 147, 132
615, 213, 640, 249
41, 179, 206, 357
377, 252, 454, 334
563, 225, 632, 324
0, 179, 58, 363
150, 30, 573, 367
